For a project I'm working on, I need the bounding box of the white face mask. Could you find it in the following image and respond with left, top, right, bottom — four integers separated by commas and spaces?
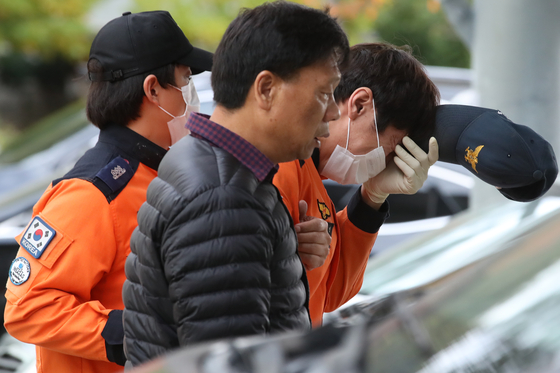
159, 78, 201, 146
321, 99, 386, 185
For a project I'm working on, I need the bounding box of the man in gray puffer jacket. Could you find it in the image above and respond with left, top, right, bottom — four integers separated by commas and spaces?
122, 1, 350, 367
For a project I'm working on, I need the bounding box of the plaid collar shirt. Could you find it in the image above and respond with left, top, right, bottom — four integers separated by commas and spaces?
185, 113, 278, 182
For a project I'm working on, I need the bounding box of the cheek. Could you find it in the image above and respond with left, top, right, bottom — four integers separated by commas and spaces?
299, 102, 323, 130
308, 95, 328, 118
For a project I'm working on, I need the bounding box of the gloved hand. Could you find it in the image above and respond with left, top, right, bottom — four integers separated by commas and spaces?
363, 136, 439, 204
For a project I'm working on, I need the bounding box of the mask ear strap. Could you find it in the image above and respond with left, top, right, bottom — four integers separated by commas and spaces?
158, 105, 175, 119
345, 117, 351, 149
372, 97, 380, 148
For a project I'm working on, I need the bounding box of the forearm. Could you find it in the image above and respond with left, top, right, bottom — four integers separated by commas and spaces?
4, 289, 115, 361
324, 188, 388, 311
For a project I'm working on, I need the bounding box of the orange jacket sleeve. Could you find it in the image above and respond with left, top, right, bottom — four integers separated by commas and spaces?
4, 179, 120, 361
323, 192, 387, 312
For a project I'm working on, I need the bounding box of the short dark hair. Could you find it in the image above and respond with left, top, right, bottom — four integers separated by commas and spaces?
334, 43, 440, 143
86, 59, 177, 129
212, 0, 349, 109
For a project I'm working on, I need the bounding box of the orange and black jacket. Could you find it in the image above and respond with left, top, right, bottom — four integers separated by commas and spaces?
4, 124, 166, 373
274, 149, 389, 327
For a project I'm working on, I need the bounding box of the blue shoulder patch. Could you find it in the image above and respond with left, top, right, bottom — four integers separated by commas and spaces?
95, 156, 134, 193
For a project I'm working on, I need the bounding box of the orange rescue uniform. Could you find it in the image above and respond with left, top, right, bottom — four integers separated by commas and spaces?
4, 125, 166, 373
274, 150, 388, 327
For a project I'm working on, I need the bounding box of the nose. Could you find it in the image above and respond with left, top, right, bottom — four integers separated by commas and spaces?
323, 94, 340, 124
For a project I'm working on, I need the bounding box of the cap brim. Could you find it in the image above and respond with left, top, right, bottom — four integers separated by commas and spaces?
499, 180, 546, 202
178, 46, 213, 75
498, 154, 558, 202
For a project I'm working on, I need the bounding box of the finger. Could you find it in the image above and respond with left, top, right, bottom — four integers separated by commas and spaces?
298, 241, 330, 256
393, 155, 415, 179
299, 252, 327, 271
298, 200, 309, 222
402, 136, 430, 170
428, 137, 439, 165
394, 144, 420, 172
296, 231, 332, 247
295, 218, 329, 234
402, 137, 428, 160
298, 243, 330, 271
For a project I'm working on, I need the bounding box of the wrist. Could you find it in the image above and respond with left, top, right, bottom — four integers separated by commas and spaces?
361, 186, 388, 209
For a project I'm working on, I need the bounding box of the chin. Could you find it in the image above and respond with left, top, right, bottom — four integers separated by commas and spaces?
300, 149, 315, 161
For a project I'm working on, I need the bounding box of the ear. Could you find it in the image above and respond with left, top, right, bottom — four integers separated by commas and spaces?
143, 74, 162, 105
252, 70, 277, 111
347, 87, 373, 121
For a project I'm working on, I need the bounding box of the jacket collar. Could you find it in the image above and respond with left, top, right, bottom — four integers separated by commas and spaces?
98, 124, 167, 171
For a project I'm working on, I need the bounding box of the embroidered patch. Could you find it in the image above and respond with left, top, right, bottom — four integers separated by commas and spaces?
95, 156, 134, 193
20, 216, 57, 259
9, 257, 31, 285
465, 145, 485, 173
317, 201, 331, 220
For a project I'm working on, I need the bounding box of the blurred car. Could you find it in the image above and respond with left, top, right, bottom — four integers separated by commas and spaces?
0, 333, 35, 373
122, 192, 560, 373
325, 192, 560, 373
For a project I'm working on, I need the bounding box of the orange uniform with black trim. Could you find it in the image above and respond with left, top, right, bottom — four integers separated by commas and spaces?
4, 124, 166, 373
274, 149, 388, 327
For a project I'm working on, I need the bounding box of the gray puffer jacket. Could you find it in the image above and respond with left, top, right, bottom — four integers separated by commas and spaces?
122, 135, 311, 366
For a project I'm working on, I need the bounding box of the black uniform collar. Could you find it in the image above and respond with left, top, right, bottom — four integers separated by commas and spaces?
98, 124, 167, 171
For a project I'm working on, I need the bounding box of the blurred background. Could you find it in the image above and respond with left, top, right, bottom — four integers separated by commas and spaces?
2, 1, 560, 372
0, 0, 468, 137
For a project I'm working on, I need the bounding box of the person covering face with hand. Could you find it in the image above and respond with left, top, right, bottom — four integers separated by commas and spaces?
274, 42, 440, 327
321, 94, 438, 209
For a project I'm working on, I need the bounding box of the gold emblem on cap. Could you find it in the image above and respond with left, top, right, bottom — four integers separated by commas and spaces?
465, 145, 484, 173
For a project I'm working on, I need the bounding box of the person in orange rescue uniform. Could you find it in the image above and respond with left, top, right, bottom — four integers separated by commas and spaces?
3, 11, 212, 373
274, 43, 441, 327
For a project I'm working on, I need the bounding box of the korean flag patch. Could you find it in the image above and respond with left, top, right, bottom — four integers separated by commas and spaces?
20, 216, 56, 259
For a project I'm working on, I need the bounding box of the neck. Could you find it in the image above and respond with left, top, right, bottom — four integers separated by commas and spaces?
210, 105, 280, 164
127, 101, 172, 149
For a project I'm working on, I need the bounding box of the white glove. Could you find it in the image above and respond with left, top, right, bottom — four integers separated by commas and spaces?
363, 136, 439, 204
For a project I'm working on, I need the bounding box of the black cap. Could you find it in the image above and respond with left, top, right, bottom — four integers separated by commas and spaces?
88, 11, 213, 82
433, 104, 558, 202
